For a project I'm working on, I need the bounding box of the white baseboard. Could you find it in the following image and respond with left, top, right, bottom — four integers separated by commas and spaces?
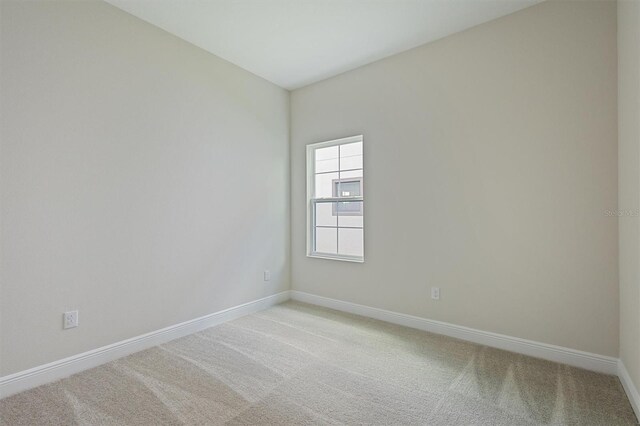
290, 291, 618, 375
2, 289, 628, 406
618, 360, 640, 420
0, 291, 291, 399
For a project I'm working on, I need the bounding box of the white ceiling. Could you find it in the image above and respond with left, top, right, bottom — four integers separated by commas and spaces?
105, 0, 543, 90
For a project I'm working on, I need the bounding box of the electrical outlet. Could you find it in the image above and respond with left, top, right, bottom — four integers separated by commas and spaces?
263, 270, 271, 281
63, 310, 79, 329
431, 287, 440, 300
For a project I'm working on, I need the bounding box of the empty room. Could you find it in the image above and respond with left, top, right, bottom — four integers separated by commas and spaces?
1, 0, 639, 424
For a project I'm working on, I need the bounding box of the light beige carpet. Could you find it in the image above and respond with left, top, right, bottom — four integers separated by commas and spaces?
0, 301, 637, 425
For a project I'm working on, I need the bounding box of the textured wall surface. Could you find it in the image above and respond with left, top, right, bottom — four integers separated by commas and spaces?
291, 0, 618, 356
618, 0, 640, 397
0, 0, 290, 375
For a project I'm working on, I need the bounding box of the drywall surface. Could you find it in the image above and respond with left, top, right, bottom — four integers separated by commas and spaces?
618, 0, 640, 394
291, 0, 619, 356
0, 0, 289, 375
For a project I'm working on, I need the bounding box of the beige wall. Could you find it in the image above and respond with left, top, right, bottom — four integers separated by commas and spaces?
0, 0, 290, 376
291, 0, 619, 356
618, 0, 640, 393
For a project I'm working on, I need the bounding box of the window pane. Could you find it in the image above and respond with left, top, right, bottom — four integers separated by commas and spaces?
315, 146, 339, 173
315, 172, 337, 198
338, 228, 363, 257
315, 227, 337, 254
337, 201, 363, 228
335, 180, 361, 197
340, 142, 362, 170
340, 141, 362, 158
315, 202, 337, 227
340, 169, 363, 179
338, 200, 362, 214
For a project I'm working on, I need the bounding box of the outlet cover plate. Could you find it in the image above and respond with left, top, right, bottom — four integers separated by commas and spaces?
63, 311, 79, 329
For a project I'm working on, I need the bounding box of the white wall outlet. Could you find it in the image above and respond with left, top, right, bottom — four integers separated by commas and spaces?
263, 270, 271, 281
63, 310, 79, 329
431, 287, 440, 300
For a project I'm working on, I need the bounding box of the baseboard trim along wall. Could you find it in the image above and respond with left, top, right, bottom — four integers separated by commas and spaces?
0, 291, 291, 399
290, 291, 619, 375
618, 360, 640, 420
3, 289, 633, 408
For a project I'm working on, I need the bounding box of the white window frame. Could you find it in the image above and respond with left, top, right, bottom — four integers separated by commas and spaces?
306, 135, 364, 263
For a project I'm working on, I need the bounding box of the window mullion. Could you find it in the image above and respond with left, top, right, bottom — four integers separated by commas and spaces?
312, 197, 363, 203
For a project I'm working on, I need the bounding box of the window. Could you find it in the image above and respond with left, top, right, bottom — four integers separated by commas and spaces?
307, 135, 364, 262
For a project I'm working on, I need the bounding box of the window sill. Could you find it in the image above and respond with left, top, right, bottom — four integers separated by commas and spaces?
307, 253, 364, 263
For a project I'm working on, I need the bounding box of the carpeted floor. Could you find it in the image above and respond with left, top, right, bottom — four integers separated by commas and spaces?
1, 301, 637, 425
